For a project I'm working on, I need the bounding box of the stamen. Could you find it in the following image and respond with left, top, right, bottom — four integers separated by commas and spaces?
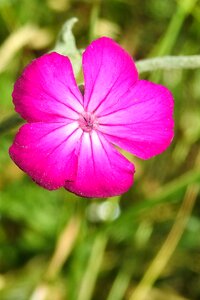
78, 111, 98, 132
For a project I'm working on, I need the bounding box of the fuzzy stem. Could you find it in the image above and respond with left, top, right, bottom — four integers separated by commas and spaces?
136, 55, 200, 73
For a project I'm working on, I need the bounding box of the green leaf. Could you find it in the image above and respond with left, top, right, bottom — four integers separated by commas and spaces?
53, 18, 82, 77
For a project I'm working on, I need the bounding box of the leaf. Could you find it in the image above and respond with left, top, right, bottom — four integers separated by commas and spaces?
53, 18, 82, 77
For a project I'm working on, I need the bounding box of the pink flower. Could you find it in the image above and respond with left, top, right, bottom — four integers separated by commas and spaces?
9, 37, 174, 198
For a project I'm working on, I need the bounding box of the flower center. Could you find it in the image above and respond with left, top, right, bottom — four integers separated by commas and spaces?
78, 111, 98, 132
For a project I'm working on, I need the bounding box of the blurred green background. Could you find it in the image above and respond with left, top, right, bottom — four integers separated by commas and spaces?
0, 0, 200, 299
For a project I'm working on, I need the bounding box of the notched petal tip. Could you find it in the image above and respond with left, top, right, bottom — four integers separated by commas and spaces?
82, 36, 138, 114
12, 51, 83, 123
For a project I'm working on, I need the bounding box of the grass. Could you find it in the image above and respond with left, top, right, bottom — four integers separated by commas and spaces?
0, 0, 200, 299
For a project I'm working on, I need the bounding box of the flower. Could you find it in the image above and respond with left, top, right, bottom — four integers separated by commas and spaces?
9, 37, 174, 198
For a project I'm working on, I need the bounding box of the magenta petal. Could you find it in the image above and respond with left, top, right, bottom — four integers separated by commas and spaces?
98, 80, 174, 159
13, 52, 83, 122
9, 37, 175, 197
65, 131, 134, 198
82, 37, 138, 115
9, 122, 82, 189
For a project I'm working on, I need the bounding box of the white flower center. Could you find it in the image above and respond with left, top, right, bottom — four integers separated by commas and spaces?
78, 111, 98, 132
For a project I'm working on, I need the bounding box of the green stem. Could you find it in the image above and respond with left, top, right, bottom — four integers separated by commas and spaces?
136, 55, 200, 73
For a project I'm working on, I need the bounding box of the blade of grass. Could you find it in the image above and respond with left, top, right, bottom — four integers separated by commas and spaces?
45, 216, 81, 281
0, 24, 51, 73
107, 167, 200, 237
129, 184, 199, 300
150, 0, 198, 57
149, 0, 198, 82
77, 233, 107, 300
30, 216, 81, 300
107, 152, 200, 245
107, 269, 131, 300
89, 0, 101, 42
